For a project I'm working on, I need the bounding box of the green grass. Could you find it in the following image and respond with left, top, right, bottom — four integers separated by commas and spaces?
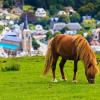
0, 55, 100, 100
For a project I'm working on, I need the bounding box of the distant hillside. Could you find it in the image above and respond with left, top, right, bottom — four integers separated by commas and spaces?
24, 0, 100, 19
2, 0, 100, 19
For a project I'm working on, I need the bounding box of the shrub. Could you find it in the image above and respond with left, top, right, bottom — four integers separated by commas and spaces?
81, 19, 96, 30
49, 5, 58, 15
53, 31, 61, 37
60, 27, 69, 33
70, 12, 81, 22
23, 5, 34, 12
29, 24, 35, 30
59, 15, 70, 23
0, 25, 4, 30
35, 17, 49, 26
45, 31, 53, 41
78, 3, 95, 16
1, 62, 20, 72
77, 29, 86, 35
3, 0, 14, 8
32, 38, 40, 50
95, 11, 100, 20
0, 25, 4, 34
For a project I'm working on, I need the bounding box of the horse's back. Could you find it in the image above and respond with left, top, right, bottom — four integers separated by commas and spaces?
52, 34, 77, 59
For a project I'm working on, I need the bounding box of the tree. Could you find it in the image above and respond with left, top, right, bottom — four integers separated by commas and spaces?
32, 38, 40, 50
78, 3, 95, 16
45, 31, 53, 41
66, 0, 75, 7
49, 5, 58, 15
95, 11, 100, 20
82, 19, 96, 31
22, 0, 100, 17
3, 0, 14, 8
70, 12, 81, 22
23, 5, 34, 12
3, 0, 9, 8
59, 15, 70, 23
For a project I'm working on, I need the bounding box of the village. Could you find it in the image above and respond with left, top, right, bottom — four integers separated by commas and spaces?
0, 0, 100, 58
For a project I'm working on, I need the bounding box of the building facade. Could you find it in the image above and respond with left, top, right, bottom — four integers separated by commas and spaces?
0, 0, 3, 8
22, 29, 33, 55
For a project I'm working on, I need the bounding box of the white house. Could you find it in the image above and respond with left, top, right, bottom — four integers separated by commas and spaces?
92, 28, 100, 41
33, 25, 47, 35
35, 8, 47, 17
10, 7, 23, 16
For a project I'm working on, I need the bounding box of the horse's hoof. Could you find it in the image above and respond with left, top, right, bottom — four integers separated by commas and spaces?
52, 79, 58, 83
72, 80, 78, 83
60, 78, 67, 81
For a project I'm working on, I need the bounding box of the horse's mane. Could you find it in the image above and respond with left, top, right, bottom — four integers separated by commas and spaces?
73, 35, 99, 74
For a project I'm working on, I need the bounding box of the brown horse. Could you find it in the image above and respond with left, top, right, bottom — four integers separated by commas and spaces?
44, 34, 99, 84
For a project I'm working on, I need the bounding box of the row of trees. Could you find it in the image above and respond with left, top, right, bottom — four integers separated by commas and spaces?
3, 0, 14, 8
2, 0, 100, 19
23, 0, 100, 18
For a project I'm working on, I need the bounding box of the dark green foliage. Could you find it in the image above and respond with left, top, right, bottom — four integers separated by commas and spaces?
45, 31, 53, 41
1, 62, 20, 72
49, 5, 58, 15
59, 16, 70, 23
32, 38, 40, 50
35, 17, 49, 26
46, 31, 61, 40
78, 3, 95, 16
0, 25, 4, 31
70, 12, 81, 22
60, 27, 69, 33
65, 0, 75, 7
95, 11, 100, 20
3, 0, 14, 8
29, 24, 35, 30
77, 29, 86, 35
53, 31, 61, 36
2, 0, 100, 19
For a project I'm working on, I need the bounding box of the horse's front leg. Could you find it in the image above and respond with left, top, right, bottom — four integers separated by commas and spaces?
72, 60, 78, 83
59, 58, 67, 81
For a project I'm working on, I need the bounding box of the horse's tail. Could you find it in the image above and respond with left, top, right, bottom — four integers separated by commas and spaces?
43, 38, 54, 75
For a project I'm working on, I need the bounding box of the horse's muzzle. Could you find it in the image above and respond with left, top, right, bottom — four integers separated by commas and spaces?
88, 79, 95, 84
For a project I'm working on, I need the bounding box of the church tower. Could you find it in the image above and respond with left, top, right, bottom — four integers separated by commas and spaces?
22, 29, 33, 55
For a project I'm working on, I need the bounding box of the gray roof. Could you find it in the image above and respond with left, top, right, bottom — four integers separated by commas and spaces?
52, 23, 66, 31
3, 36, 22, 42
66, 23, 82, 30
3, 29, 21, 36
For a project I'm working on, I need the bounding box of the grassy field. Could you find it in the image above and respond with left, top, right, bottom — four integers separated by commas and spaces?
0, 55, 100, 100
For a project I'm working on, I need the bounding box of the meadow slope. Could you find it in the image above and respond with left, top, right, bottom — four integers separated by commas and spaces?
0, 55, 100, 100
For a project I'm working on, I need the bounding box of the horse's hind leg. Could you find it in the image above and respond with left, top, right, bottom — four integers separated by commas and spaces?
59, 58, 67, 81
72, 60, 78, 83
52, 56, 58, 82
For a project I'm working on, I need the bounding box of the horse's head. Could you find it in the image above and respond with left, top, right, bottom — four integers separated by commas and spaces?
85, 62, 99, 84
